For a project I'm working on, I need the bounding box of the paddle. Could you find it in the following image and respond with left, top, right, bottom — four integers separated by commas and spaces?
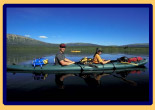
75, 59, 118, 69
112, 74, 137, 86
75, 62, 98, 68
109, 61, 116, 70
110, 60, 117, 62
120, 62, 138, 66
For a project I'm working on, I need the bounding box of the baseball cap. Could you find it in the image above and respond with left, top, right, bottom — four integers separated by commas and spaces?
60, 43, 66, 48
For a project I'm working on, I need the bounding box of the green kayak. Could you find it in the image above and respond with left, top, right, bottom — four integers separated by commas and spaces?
7, 67, 147, 75
7, 59, 148, 72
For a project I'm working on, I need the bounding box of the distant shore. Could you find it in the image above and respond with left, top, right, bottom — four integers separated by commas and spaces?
7, 45, 149, 55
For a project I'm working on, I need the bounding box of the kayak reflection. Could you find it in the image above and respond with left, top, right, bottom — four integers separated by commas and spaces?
9, 67, 146, 89
55, 73, 110, 89
79, 73, 110, 88
54, 67, 146, 89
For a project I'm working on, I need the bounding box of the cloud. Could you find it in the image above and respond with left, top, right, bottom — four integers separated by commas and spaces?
39, 36, 48, 39
25, 35, 30, 37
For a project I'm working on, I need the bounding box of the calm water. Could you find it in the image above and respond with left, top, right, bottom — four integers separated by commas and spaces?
7, 53, 150, 102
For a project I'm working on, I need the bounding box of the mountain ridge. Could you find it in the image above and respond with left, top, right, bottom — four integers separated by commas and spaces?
7, 34, 58, 47
7, 34, 149, 47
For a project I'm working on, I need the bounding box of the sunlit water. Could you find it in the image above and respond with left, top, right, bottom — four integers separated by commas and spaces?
7, 53, 150, 102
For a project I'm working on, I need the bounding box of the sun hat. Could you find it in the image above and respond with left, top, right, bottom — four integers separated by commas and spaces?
96, 48, 102, 52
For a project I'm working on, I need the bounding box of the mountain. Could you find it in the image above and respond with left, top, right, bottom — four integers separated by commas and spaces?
7, 34, 58, 47
122, 43, 149, 48
7, 34, 149, 48
7, 34, 102, 47
66, 43, 101, 47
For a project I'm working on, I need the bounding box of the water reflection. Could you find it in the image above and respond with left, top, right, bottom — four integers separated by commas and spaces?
55, 74, 76, 89
113, 73, 138, 86
79, 73, 110, 88
8, 67, 146, 89
33, 73, 48, 80
55, 73, 110, 89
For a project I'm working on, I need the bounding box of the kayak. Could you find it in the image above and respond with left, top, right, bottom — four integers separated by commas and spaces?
7, 67, 147, 75
7, 59, 148, 72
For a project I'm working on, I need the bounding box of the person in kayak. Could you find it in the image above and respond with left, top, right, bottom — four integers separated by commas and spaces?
55, 43, 75, 65
93, 48, 111, 64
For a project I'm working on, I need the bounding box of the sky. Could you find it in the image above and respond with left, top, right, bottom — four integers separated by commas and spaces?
6, 7, 149, 46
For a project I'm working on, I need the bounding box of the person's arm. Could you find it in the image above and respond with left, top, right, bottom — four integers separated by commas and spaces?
60, 60, 74, 65
64, 58, 75, 63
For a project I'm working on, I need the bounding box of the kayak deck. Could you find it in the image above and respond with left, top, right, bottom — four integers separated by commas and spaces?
7, 59, 148, 71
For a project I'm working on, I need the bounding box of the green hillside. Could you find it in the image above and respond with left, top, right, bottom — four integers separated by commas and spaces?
123, 43, 149, 47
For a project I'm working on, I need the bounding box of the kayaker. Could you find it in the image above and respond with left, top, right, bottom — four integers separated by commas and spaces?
93, 48, 111, 64
55, 43, 75, 65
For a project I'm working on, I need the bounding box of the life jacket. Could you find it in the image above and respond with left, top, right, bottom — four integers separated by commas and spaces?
79, 57, 93, 64
32, 58, 48, 68
128, 57, 143, 63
